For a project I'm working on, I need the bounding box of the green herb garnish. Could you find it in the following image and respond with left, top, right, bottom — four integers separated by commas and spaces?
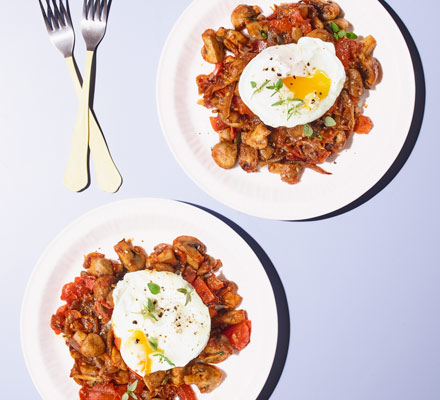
330, 21, 340, 33
267, 79, 284, 97
330, 21, 357, 40
148, 337, 158, 351
122, 380, 138, 400
324, 116, 337, 127
271, 97, 304, 121
147, 282, 161, 295
136, 299, 158, 322
153, 353, 176, 367
250, 81, 257, 89
261, 31, 268, 39
303, 124, 314, 137
252, 79, 270, 97
177, 287, 194, 306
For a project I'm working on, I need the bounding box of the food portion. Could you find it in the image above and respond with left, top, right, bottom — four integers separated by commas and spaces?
197, 1, 381, 184
51, 237, 251, 400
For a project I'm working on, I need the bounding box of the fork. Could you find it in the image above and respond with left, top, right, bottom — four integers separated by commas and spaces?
38, 0, 121, 193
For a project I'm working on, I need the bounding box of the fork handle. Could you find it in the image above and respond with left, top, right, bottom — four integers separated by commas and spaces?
65, 57, 122, 193
63, 52, 94, 192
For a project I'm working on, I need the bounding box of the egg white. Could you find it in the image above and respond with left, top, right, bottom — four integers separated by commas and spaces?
112, 270, 211, 376
238, 37, 346, 128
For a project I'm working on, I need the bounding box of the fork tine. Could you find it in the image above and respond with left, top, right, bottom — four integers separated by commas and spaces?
45, 0, 60, 30
51, 0, 66, 28
59, 0, 73, 28
95, 0, 101, 21
82, 0, 88, 19
38, 0, 53, 32
102, 0, 109, 21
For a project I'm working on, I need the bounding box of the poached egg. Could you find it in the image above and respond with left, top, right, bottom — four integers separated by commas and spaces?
238, 37, 346, 128
112, 270, 211, 376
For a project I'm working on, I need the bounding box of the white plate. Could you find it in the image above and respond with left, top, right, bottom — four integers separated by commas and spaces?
157, 0, 417, 220
21, 198, 278, 400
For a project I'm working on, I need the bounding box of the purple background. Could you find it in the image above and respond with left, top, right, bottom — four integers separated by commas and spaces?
1, 0, 438, 398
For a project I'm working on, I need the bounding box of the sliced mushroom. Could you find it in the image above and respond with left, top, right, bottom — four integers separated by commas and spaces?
114, 239, 147, 272
231, 5, 262, 30
238, 143, 259, 172
213, 309, 247, 327
173, 236, 206, 270
144, 370, 167, 392
347, 68, 364, 98
148, 243, 179, 267
362, 35, 377, 56
83, 253, 114, 277
307, 28, 334, 42
303, 0, 340, 21
184, 363, 223, 393
201, 29, 225, 64
242, 124, 271, 150
245, 20, 270, 39
199, 333, 234, 364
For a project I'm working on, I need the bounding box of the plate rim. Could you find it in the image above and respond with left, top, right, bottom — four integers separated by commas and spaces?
20, 198, 289, 400
156, 0, 425, 221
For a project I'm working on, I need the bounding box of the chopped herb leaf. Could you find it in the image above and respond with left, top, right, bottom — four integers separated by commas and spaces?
147, 298, 155, 313
260, 31, 268, 39
147, 282, 161, 295
250, 81, 257, 88
148, 312, 158, 321
153, 353, 176, 367
122, 380, 139, 400
177, 287, 193, 306
324, 116, 337, 127
337, 30, 346, 38
272, 100, 285, 107
345, 32, 358, 39
334, 33, 339, 41
252, 79, 270, 97
148, 337, 158, 351
267, 79, 284, 97
330, 21, 340, 33
303, 124, 314, 137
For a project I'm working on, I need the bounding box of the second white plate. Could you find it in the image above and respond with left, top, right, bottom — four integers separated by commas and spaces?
21, 198, 279, 400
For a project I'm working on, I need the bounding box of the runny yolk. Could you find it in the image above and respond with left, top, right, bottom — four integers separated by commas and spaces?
124, 330, 163, 376
282, 70, 331, 100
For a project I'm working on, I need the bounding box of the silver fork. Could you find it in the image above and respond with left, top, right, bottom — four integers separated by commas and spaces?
38, 0, 121, 192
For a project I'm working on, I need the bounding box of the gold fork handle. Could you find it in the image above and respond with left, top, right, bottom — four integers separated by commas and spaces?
63, 52, 94, 192
65, 56, 122, 193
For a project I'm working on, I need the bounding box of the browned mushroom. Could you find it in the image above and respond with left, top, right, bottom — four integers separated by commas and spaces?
199, 334, 234, 364
242, 124, 271, 150
231, 5, 262, 30
184, 363, 223, 393
307, 28, 334, 43
114, 239, 147, 272
80, 333, 105, 358
83, 253, 114, 277
201, 29, 225, 64
238, 143, 259, 172
212, 142, 238, 169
